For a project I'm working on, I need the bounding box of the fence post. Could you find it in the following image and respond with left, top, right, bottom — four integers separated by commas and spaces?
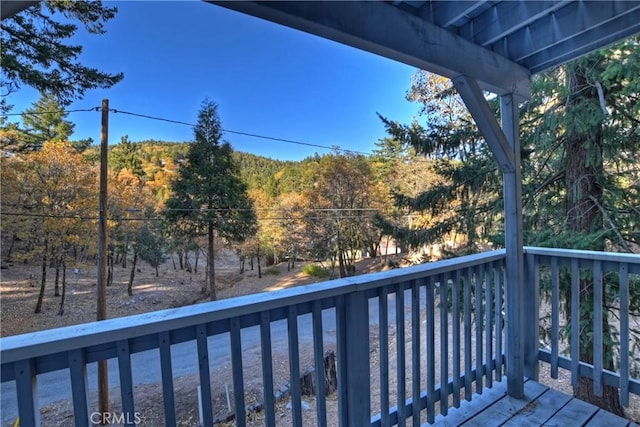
337, 291, 371, 426
523, 251, 540, 380
15, 359, 40, 427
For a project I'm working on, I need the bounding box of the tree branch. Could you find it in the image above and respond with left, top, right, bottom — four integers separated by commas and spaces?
588, 195, 634, 253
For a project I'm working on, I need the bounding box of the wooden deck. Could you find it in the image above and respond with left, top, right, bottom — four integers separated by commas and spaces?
429, 378, 639, 427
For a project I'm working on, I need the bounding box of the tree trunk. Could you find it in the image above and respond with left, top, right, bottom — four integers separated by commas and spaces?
107, 248, 114, 286
257, 246, 262, 279
54, 258, 60, 296
185, 251, 192, 273
338, 251, 347, 278
208, 222, 216, 301
35, 243, 47, 314
122, 239, 128, 269
4, 233, 16, 262
564, 64, 623, 416
57, 260, 67, 315
128, 250, 138, 296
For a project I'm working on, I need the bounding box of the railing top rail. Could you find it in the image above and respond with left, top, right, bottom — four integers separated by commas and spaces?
524, 246, 640, 264
0, 249, 506, 365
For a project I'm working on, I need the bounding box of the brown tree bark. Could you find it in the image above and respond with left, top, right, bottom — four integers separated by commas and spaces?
57, 260, 66, 315
35, 240, 48, 314
257, 246, 262, 279
128, 250, 138, 296
564, 64, 624, 416
107, 246, 114, 286
208, 221, 216, 301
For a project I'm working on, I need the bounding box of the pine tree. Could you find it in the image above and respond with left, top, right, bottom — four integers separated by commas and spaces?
20, 93, 74, 151
381, 36, 640, 415
110, 135, 145, 178
378, 73, 503, 254
1, 1, 123, 104
521, 36, 640, 416
164, 100, 257, 300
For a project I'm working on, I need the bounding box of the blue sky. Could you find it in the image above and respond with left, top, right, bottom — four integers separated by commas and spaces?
5, 1, 421, 161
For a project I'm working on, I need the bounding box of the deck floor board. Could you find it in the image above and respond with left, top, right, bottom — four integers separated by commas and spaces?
502, 387, 572, 427
425, 379, 636, 427
461, 380, 548, 426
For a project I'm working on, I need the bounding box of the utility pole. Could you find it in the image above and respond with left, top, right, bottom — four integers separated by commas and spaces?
97, 98, 109, 415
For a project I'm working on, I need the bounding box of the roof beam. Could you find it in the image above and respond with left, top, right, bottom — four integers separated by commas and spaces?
210, 1, 531, 98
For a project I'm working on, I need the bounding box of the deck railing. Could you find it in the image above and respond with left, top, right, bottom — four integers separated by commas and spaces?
524, 247, 640, 407
1, 247, 638, 426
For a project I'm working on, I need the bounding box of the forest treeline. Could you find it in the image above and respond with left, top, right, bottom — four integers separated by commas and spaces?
0, 129, 439, 282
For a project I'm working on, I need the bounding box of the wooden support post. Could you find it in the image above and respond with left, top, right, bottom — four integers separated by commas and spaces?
453, 76, 526, 398
500, 94, 526, 398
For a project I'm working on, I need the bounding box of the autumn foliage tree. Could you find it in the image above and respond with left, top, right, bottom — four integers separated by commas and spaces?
2, 141, 97, 313
305, 152, 382, 278
109, 167, 154, 294
277, 191, 311, 270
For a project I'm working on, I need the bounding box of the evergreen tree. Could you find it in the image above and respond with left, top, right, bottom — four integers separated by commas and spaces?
164, 100, 257, 300
521, 36, 640, 415
70, 137, 94, 153
1, 0, 123, 104
20, 93, 74, 151
110, 135, 145, 178
378, 73, 503, 254
381, 36, 640, 415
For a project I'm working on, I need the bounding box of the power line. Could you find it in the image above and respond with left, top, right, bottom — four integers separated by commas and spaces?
164, 207, 380, 212
0, 209, 388, 221
3, 106, 373, 156
109, 108, 371, 156
0, 211, 99, 220
109, 109, 194, 127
